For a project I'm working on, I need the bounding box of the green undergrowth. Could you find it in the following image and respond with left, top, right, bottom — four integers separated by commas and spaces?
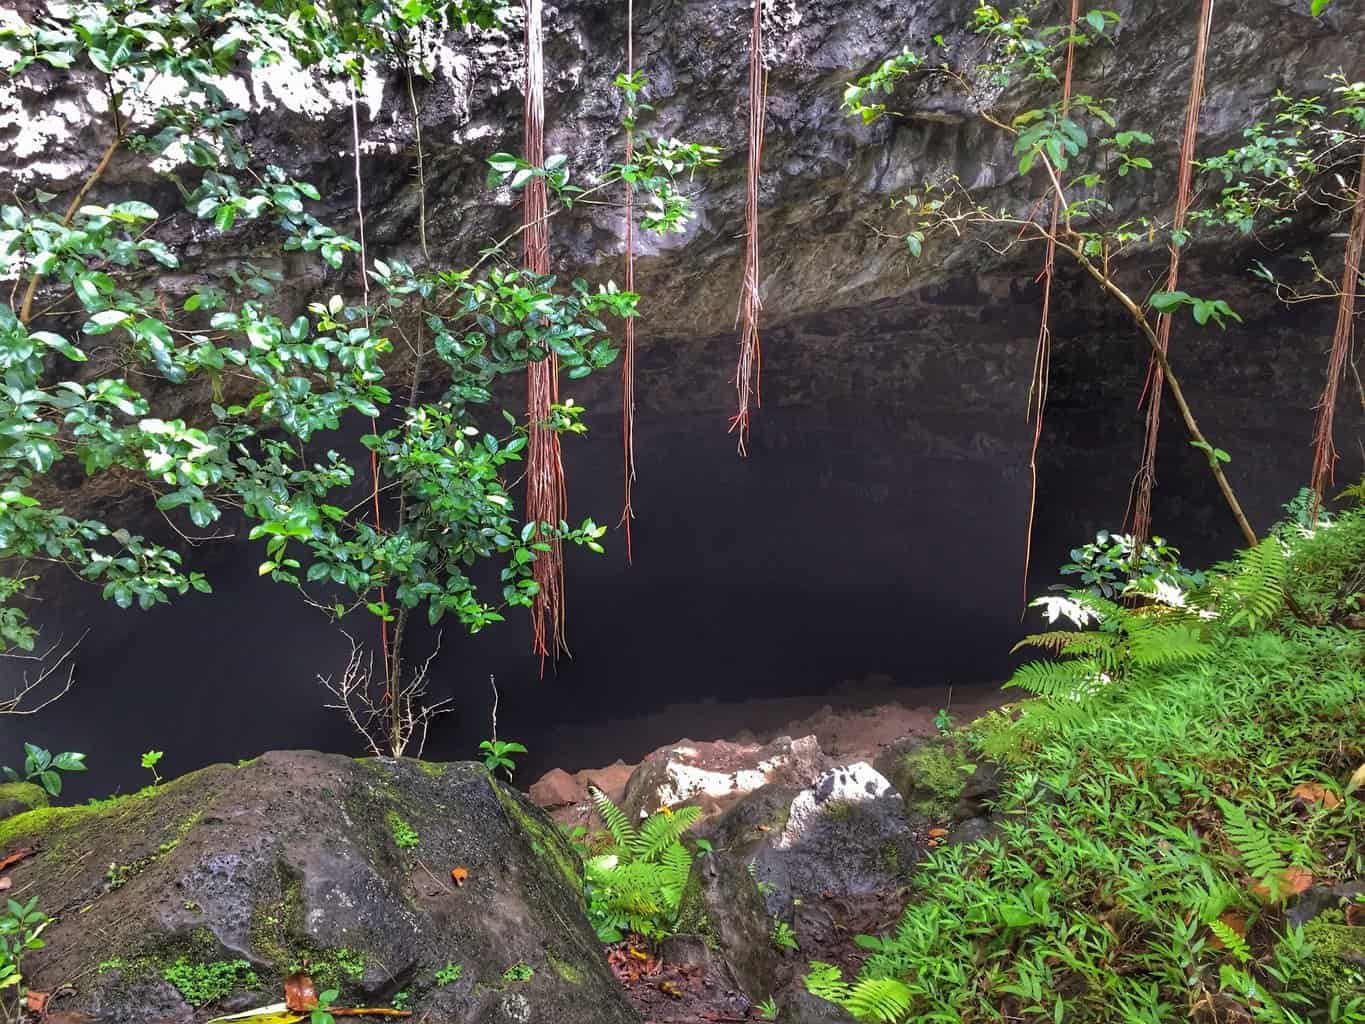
808, 499, 1365, 1022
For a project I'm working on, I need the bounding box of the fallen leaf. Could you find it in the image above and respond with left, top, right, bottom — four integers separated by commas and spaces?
1347, 903, 1365, 927
0, 846, 37, 874
928, 828, 949, 838
1347, 763, 1365, 796
1291, 783, 1341, 809
0, 876, 10, 891
283, 972, 317, 1012
450, 866, 469, 887
660, 980, 684, 1000
628, 946, 650, 962
26, 990, 49, 1012
1252, 866, 1315, 903
205, 1005, 305, 1024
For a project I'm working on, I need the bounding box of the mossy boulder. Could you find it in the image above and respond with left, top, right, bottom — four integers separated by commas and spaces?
0, 750, 638, 1023
1297, 911, 1365, 1001
708, 763, 919, 928
674, 851, 783, 1002
0, 780, 47, 820
873, 735, 1000, 822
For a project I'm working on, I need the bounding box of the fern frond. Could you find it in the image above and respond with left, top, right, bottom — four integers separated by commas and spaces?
659, 843, 692, 905
805, 962, 853, 1004
1126, 622, 1209, 666
843, 976, 914, 1022
590, 787, 638, 851
632, 804, 701, 861
1207, 538, 1286, 630
1209, 919, 1251, 963
1216, 798, 1287, 882
1008, 658, 1099, 699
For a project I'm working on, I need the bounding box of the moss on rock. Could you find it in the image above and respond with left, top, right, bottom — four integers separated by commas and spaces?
1299, 912, 1365, 1000
0, 781, 48, 820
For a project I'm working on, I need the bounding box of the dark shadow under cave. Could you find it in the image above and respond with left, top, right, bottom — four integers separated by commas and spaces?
3, 269, 1360, 797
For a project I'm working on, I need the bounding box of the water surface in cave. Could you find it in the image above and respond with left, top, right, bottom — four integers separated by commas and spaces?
3, 285, 1358, 797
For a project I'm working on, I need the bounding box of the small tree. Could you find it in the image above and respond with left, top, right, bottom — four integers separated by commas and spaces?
0, 0, 716, 751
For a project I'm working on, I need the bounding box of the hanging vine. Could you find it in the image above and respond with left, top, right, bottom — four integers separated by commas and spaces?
523, 0, 568, 665
1130, 0, 1215, 548
1022, 0, 1079, 599
1309, 148, 1365, 516
730, 0, 766, 456
620, 0, 637, 560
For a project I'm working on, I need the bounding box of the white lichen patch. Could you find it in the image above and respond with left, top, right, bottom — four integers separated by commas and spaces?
778, 762, 896, 849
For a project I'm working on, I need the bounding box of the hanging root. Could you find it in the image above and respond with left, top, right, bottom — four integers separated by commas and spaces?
523, 0, 567, 667
620, 0, 637, 561
730, 0, 766, 456
1022, 0, 1077, 601
1309, 147, 1365, 520
1130, 0, 1214, 547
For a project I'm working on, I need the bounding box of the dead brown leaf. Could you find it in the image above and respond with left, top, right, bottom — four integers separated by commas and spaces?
660, 980, 684, 1000
284, 972, 318, 1012
0, 846, 36, 874
1290, 783, 1341, 809
928, 828, 949, 838
1252, 867, 1314, 904
25, 990, 49, 1013
1347, 902, 1365, 927
0, 876, 11, 891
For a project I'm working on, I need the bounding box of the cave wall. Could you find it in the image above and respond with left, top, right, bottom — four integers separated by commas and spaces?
1, 0, 1363, 789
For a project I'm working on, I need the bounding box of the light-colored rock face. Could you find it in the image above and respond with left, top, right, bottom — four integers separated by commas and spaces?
621, 734, 825, 820
3, 1, 1361, 341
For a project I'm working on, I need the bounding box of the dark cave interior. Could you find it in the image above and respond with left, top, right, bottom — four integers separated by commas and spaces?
3, 271, 1360, 798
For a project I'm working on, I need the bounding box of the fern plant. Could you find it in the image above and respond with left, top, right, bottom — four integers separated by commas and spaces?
581, 788, 701, 942
805, 962, 914, 1023
1202, 537, 1287, 631
1009, 592, 1209, 703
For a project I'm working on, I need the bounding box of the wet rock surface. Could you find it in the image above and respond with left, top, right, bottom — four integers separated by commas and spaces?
0, 751, 638, 1024
620, 733, 826, 822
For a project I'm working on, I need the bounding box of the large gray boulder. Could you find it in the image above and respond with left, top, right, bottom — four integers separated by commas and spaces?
708, 762, 919, 922
0, 750, 637, 1024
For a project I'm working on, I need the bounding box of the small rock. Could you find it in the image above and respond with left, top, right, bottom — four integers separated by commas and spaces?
528, 768, 581, 810
780, 987, 859, 1023
1287, 881, 1365, 930
660, 933, 713, 969
710, 763, 918, 920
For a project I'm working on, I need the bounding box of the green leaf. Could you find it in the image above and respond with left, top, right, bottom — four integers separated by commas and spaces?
84, 309, 130, 335
1150, 291, 1190, 314
1086, 10, 1106, 32
30, 330, 86, 361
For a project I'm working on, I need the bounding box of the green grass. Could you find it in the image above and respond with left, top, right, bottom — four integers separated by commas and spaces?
387, 810, 419, 850
807, 499, 1365, 1023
